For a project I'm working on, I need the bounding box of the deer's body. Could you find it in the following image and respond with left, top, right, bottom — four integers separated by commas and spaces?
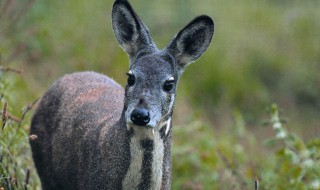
30, 0, 214, 189
31, 72, 171, 189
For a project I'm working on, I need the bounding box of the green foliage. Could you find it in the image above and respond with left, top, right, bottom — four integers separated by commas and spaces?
0, 74, 40, 189
172, 105, 320, 189
0, 0, 40, 189
260, 104, 320, 189
172, 115, 255, 189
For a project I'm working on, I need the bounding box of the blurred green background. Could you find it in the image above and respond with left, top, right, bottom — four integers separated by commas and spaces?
1, 0, 320, 189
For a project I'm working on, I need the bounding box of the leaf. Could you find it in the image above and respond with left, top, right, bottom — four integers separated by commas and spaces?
263, 138, 277, 147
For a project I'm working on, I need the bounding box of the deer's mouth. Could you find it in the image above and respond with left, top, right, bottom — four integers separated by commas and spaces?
126, 122, 157, 130
125, 117, 171, 139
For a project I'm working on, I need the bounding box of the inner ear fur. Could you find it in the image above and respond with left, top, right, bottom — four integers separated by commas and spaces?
112, 0, 156, 58
166, 15, 214, 70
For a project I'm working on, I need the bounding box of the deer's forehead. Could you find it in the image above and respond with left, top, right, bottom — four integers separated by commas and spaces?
131, 55, 175, 78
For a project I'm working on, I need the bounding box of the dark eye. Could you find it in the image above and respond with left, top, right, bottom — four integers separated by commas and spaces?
127, 74, 135, 87
163, 80, 175, 92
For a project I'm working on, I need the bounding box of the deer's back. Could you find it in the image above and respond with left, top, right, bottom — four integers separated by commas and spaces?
30, 71, 129, 189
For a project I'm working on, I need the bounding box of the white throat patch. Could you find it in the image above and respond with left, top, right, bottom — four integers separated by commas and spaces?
122, 128, 164, 190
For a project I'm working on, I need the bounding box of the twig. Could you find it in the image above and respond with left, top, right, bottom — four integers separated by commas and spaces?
17, 98, 39, 128
254, 177, 259, 190
24, 169, 30, 190
0, 66, 23, 74
0, 110, 21, 123
1, 101, 7, 129
249, 162, 260, 190
0, 99, 38, 128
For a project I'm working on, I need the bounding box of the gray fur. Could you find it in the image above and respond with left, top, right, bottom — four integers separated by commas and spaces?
30, 0, 214, 189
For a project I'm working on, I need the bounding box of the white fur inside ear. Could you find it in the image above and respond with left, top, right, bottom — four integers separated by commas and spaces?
128, 70, 133, 75
168, 76, 174, 81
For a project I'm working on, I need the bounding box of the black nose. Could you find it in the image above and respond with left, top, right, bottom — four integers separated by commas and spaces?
130, 108, 150, 126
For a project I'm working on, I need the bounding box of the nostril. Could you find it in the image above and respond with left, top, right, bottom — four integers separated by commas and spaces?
130, 108, 150, 126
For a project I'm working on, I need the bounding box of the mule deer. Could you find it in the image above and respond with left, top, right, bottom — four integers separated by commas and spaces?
30, 0, 214, 189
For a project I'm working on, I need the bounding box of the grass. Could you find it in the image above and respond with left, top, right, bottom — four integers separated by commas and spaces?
0, 76, 39, 189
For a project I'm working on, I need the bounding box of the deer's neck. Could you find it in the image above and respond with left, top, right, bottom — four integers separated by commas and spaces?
122, 123, 170, 190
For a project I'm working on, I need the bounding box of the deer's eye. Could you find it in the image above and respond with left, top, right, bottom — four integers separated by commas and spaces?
163, 80, 175, 92
127, 73, 135, 87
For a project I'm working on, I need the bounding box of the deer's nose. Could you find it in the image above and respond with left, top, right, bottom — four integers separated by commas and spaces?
131, 108, 150, 126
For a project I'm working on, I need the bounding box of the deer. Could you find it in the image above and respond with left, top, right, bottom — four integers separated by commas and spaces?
29, 0, 214, 189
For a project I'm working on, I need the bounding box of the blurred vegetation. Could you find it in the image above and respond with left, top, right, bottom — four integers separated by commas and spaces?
0, 0, 319, 189
172, 105, 320, 189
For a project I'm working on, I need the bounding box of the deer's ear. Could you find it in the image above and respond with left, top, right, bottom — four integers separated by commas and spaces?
166, 16, 214, 72
112, 0, 156, 58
